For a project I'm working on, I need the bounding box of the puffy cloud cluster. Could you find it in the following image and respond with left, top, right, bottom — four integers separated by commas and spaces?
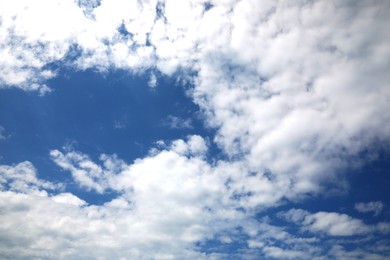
1, 0, 390, 258
193, 0, 390, 200
0, 137, 245, 258
1, 0, 389, 191
1, 137, 390, 258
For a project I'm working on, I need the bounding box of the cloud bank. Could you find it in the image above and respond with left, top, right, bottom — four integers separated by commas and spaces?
1, 0, 390, 258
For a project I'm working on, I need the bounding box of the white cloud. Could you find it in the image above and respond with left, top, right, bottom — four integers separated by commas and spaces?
262, 246, 310, 260
355, 201, 385, 216
328, 244, 390, 260
1, 0, 390, 258
148, 72, 157, 88
303, 211, 371, 236
1, 1, 389, 197
0, 0, 84, 92
50, 149, 108, 193
51, 192, 87, 206
279, 208, 390, 237
0, 161, 60, 195
1, 155, 389, 258
0, 138, 252, 258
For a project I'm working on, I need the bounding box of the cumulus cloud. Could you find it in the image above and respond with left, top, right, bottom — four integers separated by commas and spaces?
1, 153, 389, 258
1, 0, 390, 258
1, 1, 389, 196
1, 137, 250, 258
355, 201, 385, 216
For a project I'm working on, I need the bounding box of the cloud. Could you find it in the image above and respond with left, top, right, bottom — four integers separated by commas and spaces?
0, 126, 6, 140
1, 1, 389, 197
50, 149, 109, 193
1, 154, 389, 258
279, 208, 390, 237
148, 72, 157, 88
0, 161, 60, 195
262, 246, 310, 260
328, 244, 390, 260
1, 137, 252, 258
51, 192, 87, 206
192, 0, 390, 201
1, 0, 390, 258
355, 201, 385, 216
162, 115, 194, 130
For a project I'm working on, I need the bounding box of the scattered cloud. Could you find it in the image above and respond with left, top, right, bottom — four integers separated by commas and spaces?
148, 72, 157, 88
1, 1, 389, 197
355, 201, 385, 216
1, 0, 390, 258
0, 137, 248, 258
1, 154, 390, 258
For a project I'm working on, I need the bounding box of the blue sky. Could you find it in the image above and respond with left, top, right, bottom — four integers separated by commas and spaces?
0, 0, 390, 259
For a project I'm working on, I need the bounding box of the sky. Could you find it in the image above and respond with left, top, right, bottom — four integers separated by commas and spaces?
0, 0, 389, 259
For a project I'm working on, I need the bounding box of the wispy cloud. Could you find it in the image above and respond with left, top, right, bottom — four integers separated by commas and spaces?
162, 115, 193, 129
0, 161, 60, 195
0, 126, 6, 140
279, 208, 390, 236
355, 201, 385, 216
148, 72, 157, 88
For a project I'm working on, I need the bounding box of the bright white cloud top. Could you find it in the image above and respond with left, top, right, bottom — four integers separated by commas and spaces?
0, 0, 390, 259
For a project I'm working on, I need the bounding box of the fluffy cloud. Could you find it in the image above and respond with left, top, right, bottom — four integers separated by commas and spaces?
0, 137, 251, 258
1, 0, 390, 258
1, 153, 389, 258
1, 1, 389, 196
192, 0, 390, 201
